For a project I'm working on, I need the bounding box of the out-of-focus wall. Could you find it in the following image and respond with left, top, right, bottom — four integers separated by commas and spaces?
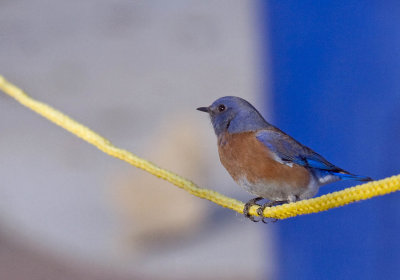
0, 1, 274, 279
265, 1, 400, 280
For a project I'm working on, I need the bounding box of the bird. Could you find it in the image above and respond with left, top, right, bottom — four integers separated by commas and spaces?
197, 96, 372, 222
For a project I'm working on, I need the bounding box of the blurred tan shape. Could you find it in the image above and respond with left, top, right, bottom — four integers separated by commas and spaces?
110, 114, 210, 253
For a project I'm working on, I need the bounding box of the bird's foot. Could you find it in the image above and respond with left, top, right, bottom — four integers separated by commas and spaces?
243, 197, 264, 222
256, 200, 288, 224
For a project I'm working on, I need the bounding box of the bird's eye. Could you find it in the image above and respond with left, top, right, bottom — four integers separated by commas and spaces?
218, 104, 226, 112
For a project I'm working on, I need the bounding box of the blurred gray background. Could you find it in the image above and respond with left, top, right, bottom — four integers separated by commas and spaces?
0, 1, 274, 279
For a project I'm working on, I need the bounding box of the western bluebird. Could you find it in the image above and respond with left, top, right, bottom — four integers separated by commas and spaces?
197, 96, 372, 222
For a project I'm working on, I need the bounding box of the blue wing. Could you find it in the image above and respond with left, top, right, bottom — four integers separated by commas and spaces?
255, 129, 338, 170
255, 129, 372, 182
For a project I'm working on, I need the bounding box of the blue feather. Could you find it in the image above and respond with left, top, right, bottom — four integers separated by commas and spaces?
332, 172, 372, 181
255, 129, 372, 182
256, 130, 338, 171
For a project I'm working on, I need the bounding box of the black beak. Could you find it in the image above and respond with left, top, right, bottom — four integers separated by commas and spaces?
196, 106, 209, 113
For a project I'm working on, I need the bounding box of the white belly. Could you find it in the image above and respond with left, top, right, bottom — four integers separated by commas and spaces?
237, 176, 319, 202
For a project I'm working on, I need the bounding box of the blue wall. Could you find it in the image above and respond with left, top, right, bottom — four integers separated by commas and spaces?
262, 1, 400, 279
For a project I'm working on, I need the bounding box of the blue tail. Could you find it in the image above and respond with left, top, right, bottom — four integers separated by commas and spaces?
333, 172, 373, 182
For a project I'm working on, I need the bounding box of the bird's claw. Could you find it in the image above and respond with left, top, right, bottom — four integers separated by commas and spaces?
243, 197, 264, 222
255, 200, 287, 223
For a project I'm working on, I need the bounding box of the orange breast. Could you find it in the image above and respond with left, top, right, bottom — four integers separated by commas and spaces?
218, 131, 310, 188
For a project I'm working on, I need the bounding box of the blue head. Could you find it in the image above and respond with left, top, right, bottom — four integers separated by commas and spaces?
197, 96, 269, 136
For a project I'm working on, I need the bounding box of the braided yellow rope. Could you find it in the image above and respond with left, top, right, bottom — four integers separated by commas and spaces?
1, 75, 399, 220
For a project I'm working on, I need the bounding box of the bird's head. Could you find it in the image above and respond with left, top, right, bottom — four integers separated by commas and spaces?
197, 96, 268, 136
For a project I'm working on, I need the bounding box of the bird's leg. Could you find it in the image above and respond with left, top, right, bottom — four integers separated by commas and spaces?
257, 200, 289, 224
243, 197, 264, 222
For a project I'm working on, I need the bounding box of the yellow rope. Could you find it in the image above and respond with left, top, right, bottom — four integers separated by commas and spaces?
1, 75, 399, 220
